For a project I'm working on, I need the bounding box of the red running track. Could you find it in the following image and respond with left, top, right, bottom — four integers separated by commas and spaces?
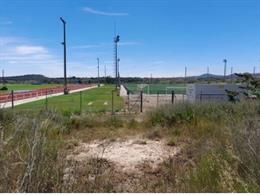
0, 84, 94, 103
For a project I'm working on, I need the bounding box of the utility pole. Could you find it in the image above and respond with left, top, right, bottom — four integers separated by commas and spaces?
253, 66, 256, 76
223, 59, 227, 81
97, 58, 100, 87
60, 17, 68, 95
114, 35, 120, 88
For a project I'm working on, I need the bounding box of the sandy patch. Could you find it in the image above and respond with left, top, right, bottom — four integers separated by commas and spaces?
66, 138, 180, 172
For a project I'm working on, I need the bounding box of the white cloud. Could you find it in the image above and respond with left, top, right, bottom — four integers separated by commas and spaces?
0, 36, 64, 77
82, 7, 128, 16
14, 45, 48, 55
0, 37, 24, 46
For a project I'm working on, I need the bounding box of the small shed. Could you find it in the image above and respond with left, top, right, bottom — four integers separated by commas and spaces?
186, 84, 245, 103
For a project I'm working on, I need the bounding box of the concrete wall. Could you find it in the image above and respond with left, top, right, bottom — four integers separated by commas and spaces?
186, 84, 245, 103
120, 85, 128, 97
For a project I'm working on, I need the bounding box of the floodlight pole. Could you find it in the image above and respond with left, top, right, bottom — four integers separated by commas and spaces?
60, 17, 68, 95
223, 59, 227, 81
114, 35, 120, 88
117, 58, 120, 86
97, 58, 100, 87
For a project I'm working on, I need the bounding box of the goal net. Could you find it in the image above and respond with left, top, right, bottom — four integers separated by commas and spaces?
137, 84, 149, 93
165, 87, 177, 94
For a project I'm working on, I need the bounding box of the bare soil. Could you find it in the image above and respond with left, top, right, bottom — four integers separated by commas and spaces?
66, 137, 180, 173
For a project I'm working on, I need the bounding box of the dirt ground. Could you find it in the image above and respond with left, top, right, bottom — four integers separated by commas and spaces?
66, 137, 180, 172
63, 137, 181, 191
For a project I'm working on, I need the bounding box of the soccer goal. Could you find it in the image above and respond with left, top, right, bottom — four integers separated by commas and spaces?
137, 84, 149, 93
165, 86, 176, 94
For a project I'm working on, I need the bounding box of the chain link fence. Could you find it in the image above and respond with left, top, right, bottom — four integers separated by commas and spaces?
123, 89, 187, 113
0, 85, 126, 115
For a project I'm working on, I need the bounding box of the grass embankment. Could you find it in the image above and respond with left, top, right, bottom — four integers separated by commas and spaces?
126, 83, 186, 94
15, 85, 124, 113
0, 101, 259, 192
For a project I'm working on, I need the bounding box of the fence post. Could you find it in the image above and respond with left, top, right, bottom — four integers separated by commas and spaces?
11, 90, 14, 109
140, 90, 143, 113
45, 89, 48, 110
127, 91, 130, 112
111, 90, 114, 115
171, 90, 175, 104
80, 91, 82, 114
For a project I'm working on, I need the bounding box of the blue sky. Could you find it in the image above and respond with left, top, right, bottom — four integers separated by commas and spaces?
0, 0, 259, 77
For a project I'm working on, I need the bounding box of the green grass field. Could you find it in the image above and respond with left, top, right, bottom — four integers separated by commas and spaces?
0, 83, 61, 92
15, 85, 124, 113
125, 83, 186, 94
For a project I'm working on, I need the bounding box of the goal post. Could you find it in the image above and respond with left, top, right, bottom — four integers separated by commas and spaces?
137, 84, 149, 93
165, 87, 176, 94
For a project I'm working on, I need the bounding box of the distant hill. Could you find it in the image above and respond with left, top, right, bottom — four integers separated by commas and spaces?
2, 72, 259, 85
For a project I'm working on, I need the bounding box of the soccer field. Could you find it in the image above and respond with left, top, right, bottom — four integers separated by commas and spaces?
15, 85, 124, 113
125, 83, 186, 94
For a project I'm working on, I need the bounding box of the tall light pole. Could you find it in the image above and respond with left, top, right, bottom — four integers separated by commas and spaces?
117, 58, 120, 86
60, 17, 68, 94
114, 35, 120, 88
97, 58, 100, 87
223, 59, 227, 81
